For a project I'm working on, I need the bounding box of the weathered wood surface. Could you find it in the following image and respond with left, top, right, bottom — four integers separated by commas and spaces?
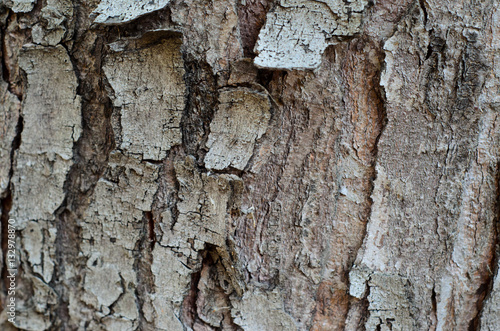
0, 0, 498, 330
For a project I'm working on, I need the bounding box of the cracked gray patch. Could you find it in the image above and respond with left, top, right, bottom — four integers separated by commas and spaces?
93, 0, 171, 24
254, 0, 368, 69
4, 0, 36, 13
73, 151, 159, 329
104, 38, 185, 161
11, 45, 81, 225
6, 44, 81, 331
349, 267, 414, 330
9, 46, 80, 330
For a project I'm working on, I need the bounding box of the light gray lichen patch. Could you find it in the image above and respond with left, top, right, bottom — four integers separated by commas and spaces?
350, 267, 415, 330
104, 38, 185, 161
4, 0, 36, 13
93, 0, 171, 24
12, 45, 81, 225
365, 273, 415, 330
349, 265, 371, 299
254, 0, 368, 69
204, 88, 271, 171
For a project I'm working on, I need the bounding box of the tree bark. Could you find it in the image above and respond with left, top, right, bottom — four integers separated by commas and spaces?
0, 0, 499, 330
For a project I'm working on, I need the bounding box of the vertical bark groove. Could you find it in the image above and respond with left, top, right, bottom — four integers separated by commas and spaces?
50, 3, 115, 328
475, 163, 500, 329
0, 8, 23, 313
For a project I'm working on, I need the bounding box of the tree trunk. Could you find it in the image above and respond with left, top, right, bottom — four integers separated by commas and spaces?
0, 0, 499, 330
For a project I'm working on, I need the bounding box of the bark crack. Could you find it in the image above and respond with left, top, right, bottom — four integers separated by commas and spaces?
473, 160, 500, 330
343, 36, 388, 328
181, 244, 242, 331
50, 12, 115, 327
0, 10, 24, 310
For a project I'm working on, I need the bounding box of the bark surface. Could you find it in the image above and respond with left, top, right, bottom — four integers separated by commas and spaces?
0, 0, 499, 330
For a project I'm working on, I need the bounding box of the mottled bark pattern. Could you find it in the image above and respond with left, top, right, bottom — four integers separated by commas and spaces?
0, 0, 498, 330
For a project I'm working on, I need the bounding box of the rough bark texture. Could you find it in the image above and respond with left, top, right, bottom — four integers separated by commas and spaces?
0, 0, 499, 330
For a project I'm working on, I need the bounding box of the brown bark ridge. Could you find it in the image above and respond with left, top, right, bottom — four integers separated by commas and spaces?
0, 0, 499, 330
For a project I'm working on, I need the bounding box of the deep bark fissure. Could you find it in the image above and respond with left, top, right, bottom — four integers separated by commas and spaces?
180, 57, 219, 163
181, 244, 241, 330
358, 277, 372, 331
1, 10, 21, 98
0, 18, 23, 308
134, 211, 156, 330
431, 285, 437, 328
343, 37, 388, 325
1, 13, 11, 86
237, 0, 272, 57
0, 191, 12, 309
145, 211, 156, 251
181, 262, 202, 329
473, 161, 500, 330
418, 0, 428, 27
51, 8, 116, 324
469, 279, 490, 331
